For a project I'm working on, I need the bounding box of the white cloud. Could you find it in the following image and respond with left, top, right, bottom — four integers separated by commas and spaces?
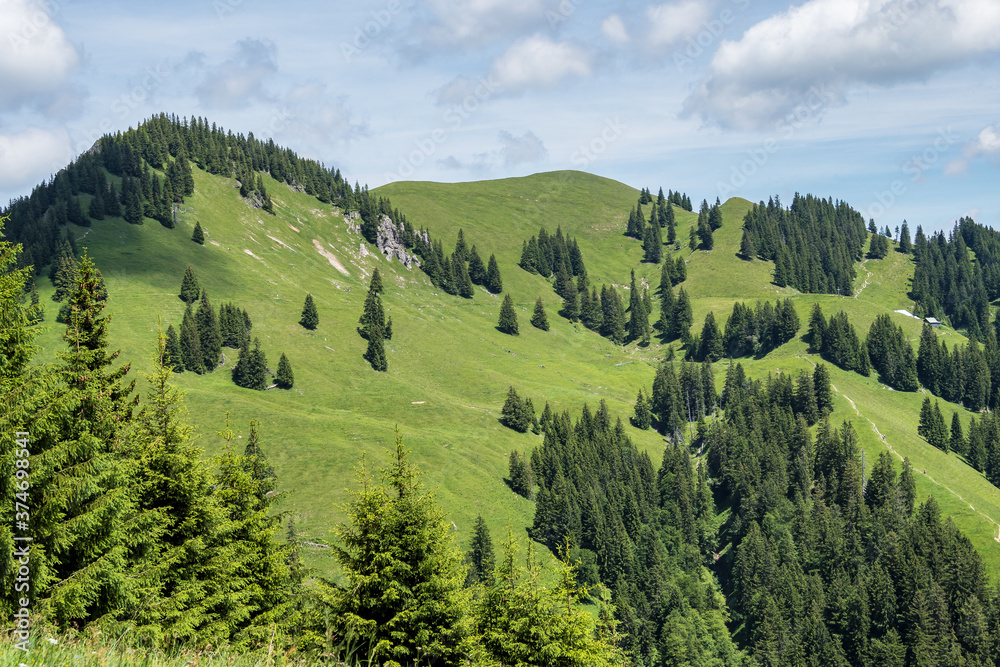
0, 127, 72, 192
195, 39, 278, 109
601, 14, 629, 46
946, 124, 1000, 174
0, 0, 80, 110
684, 0, 1000, 130
645, 1, 712, 49
281, 83, 368, 147
491, 35, 592, 93
498, 130, 547, 166
409, 0, 552, 50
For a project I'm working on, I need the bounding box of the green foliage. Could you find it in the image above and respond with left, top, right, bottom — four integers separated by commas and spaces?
233, 337, 268, 389
471, 531, 626, 667
508, 449, 534, 499
498, 293, 519, 335
530, 296, 549, 331
192, 221, 205, 244
331, 430, 473, 666
632, 388, 651, 430
465, 514, 496, 587
180, 303, 205, 374
179, 265, 200, 303
196, 290, 222, 372
164, 323, 183, 371
500, 386, 534, 433
300, 293, 318, 330
867, 313, 918, 391
276, 352, 294, 389
486, 253, 503, 294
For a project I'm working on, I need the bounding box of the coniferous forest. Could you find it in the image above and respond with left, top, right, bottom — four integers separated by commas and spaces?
4, 113, 1000, 667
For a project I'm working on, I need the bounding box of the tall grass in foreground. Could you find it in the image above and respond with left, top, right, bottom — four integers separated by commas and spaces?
0, 632, 375, 667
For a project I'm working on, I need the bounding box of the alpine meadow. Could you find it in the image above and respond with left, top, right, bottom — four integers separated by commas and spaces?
1, 111, 1000, 667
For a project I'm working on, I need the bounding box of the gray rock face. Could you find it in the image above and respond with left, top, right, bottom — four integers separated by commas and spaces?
375, 215, 420, 269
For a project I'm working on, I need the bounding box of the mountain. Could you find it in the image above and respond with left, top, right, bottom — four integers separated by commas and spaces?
5, 115, 1000, 664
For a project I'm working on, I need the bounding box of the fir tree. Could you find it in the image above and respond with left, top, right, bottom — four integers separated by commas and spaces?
276, 352, 294, 389
740, 229, 756, 260
369, 267, 384, 294
486, 254, 503, 294
179, 265, 200, 303
468, 245, 487, 285
363, 328, 387, 372
247, 338, 269, 389
498, 293, 519, 335
530, 296, 549, 331
180, 303, 205, 374
501, 386, 532, 432
508, 449, 534, 500
164, 323, 183, 371
813, 363, 833, 416
300, 293, 318, 330
465, 515, 496, 586
332, 430, 472, 665
950, 411, 966, 456
196, 290, 222, 372
633, 389, 652, 430
192, 221, 205, 244
698, 311, 723, 362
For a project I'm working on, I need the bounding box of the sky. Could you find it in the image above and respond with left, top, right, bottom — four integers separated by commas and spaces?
1, 0, 999, 234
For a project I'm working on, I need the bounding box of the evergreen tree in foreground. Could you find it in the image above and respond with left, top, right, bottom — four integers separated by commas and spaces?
332, 429, 472, 665
465, 515, 496, 587
300, 293, 318, 330
498, 293, 519, 335
530, 296, 549, 331
276, 352, 294, 389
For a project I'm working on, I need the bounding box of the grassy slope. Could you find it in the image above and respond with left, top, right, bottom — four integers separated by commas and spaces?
30, 168, 1000, 579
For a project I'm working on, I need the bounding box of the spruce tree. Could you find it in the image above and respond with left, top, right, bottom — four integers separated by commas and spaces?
276, 352, 294, 389
950, 411, 966, 456
508, 450, 534, 499
498, 293, 519, 335
369, 267, 384, 294
196, 290, 222, 371
740, 229, 756, 260
192, 221, 205, 244
671, 287, 693, 341
179, 265, 200, 303
363, 328, 388, 372
633, 389, 652, 429
468, 245, 487, 285
300, 293, 318, 330
531, 297, 549, 331
180, 303, 205, 373
247, 337, 269, 389
164, 323, 183, 371
486, 254, 503, 294
466, 515, 496, 586
231, 336, 251, 387
501, 386, 530, 432
698, 311, 723, 362
332, 430, 472, 665
813, 363, 833, 416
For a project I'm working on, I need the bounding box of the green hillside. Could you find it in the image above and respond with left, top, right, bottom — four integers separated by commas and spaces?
24, 164, 1000, 584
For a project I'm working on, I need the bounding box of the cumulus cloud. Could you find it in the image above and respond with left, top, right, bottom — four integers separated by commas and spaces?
601, 14, 630, 46
195, 38, 278, 109
405, 0, 556, 52
0, 0, 80, 111
0, 127, 72, 191
491, 35, 592, 93
438, 129, 547, 171
684, 0, 1000, 130
645, 1, 712, 50
279, 83, 368, 147
946, 125, 1000, 174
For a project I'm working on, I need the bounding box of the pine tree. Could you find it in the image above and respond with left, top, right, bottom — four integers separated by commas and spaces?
643, 220, 663, 263
276, 352, 294, 389
300, 293, 318, 329
508, 450, 534, 499
196, 290, 222, 372
28, 252, 149, 627
698, 311, 723, 362
179, 265, 200, 303
192, 221, 205, 244
501, 386, 531, 432
740, 229, 756, 260
813, 363, 833, 416
247, 338, 269, 389
486, 254, 503, 294
671, 287, 693, 341
363, 328, 387, 372
369, 267, 384, 294
498, 293, 519, 335
633, 389, 652, 430
180, 303, 205, 373
466, 515, 496, 586
332, 430, 472, 665
950, 411, 966, 456
231, 336, 250, 387
531, 296, 549, 331
164, 323, 183, 371
697, 217, 714, 250
468, 245, 487, 285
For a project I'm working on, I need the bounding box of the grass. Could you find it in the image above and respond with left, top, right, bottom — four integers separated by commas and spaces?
28, 167, 1000, 583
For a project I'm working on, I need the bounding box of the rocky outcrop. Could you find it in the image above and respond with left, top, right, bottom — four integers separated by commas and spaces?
376, 215, 420, 268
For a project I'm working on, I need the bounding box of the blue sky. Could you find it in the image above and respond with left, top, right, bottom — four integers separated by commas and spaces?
1, 0, 999, 233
